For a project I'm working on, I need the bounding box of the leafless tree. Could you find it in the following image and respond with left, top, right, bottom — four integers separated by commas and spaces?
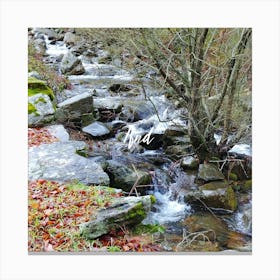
131, 28, 252, 161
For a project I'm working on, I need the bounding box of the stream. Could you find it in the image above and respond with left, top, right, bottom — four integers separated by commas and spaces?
31, 29, 252, 252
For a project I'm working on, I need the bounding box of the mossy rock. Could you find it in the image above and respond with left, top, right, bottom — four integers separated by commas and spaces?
28, 93, 56, 126
185, 185, 238, 211
80, 195, 152, 239
28, 77, 54, 100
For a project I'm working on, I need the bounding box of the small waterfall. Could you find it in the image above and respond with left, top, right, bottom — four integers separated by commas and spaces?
144, 165, 192, 225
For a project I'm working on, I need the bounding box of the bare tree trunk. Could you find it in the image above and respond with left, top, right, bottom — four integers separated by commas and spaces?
220, 29, 252, 145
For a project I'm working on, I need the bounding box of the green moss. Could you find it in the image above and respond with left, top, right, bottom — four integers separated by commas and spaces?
81, 113, 94, 126
34, 97, 47, 104
107, 246, 121, 252
150, 195, 156, 204
132, 224, 165, 235
28, 102, 37, 114
123, 202, 147, 223
28, 77, 54, 100
229, 172, 238, 181
225, 187, 238, 211
241, 179, 252, 192
76, 148, 89, 158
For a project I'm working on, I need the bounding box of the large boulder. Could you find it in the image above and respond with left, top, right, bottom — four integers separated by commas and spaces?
105, 160, 152, 193
197, 163, 225, 182
183, 181, 238, 211
63, 32, 78, 46
82, 121, 111, 138
80, 195, 154, 239
61, 51, 85, 75
28, 141, 109, 185
55, 92, 94, 123
28, 94, 55, 126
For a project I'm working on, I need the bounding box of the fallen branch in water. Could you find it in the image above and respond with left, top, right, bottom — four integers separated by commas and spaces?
176, 228, 216, 251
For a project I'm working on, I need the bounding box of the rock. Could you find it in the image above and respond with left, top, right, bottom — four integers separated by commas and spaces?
163, 135, 190, 148
33, 38, 46, 54
55, 92, 93, 123
184, 183, 238, 211
230, 158, 252, 180
105, 160, 152, 193
71, 43, 87, 56
183, 213, 247, 249
197, 163, 225, 182
34, 28, 59, 40
198, 181, 228, 190
80, 195, 153, 239
46, 124, 70, 142
28, 141, 110, 185
28, 94, 55, 126
28, 77, 54, 100
63, 32, 78, 46
28, 71, 41, 80
94, 97, 123, 112
82, 121, 111, 137
120, 100, 155, 121
61, 51, 85, 75
200, 185, 237, 211
165, 144, 193, 159
109, 83, 133, 93
164, 126, 187, 137
88, 156, 108, 170
180, 156, 199, 170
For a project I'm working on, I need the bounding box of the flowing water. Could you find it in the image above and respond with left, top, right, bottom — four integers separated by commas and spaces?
38, 32, 252, 251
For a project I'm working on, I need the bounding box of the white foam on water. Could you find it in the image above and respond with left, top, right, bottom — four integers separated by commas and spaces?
44, 35, 68, 56
144, 188, 191, 225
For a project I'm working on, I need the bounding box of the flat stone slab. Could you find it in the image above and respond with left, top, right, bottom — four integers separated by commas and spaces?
82, 121, 111, 137
57, 92, 93, 108
55, 92, 94, 122
28, 141, 109, 185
